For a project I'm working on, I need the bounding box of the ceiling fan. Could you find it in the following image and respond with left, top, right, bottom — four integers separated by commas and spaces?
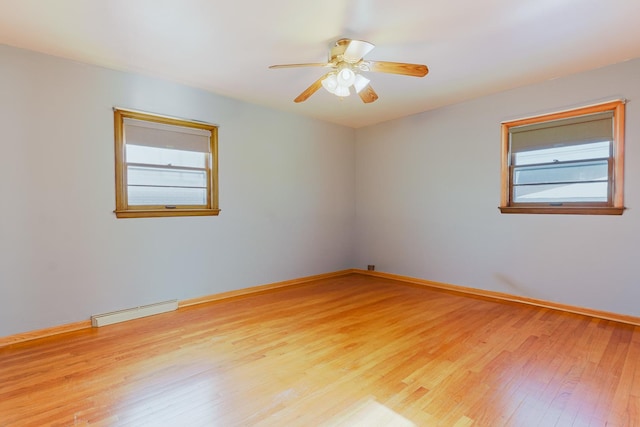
269, 38, 429, 104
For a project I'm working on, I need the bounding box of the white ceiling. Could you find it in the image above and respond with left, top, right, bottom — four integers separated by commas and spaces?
1, 0, 640, 128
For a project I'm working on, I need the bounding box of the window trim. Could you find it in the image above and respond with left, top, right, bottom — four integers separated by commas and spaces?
114, 108, 220, 219
499, 100, 625, 215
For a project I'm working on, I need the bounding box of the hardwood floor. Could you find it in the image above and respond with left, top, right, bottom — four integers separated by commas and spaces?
1, 273, 639, 426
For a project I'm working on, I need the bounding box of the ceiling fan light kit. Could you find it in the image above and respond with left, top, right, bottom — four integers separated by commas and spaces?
269, 38, 429, 104
320, 66, 370, 97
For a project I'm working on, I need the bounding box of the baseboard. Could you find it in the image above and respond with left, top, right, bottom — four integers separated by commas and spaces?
0, 269, 357, 348
178, 269, 357, 308
5, 267, 635, 348
0, 320, 92, 348
355, 269, 640, 327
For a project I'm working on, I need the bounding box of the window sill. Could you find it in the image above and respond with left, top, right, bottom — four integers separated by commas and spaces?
114, 208, 221, 218
498, 206, 624, 215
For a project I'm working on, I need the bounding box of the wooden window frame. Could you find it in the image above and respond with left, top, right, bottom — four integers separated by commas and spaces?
114, 108, 220, 219
499, 100, 625, 215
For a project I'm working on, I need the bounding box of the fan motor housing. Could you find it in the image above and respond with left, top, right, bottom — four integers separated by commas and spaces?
329, 39, 351, 62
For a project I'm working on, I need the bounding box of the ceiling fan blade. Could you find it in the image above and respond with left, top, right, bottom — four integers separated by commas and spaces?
294, 74, 327, 103
269, 63, 330, 69
342, 39, 375, 63
365, 61, 429, 77
358, 84, 379, 104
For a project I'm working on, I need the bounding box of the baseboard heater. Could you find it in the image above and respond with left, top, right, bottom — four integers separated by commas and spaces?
91, 300, 178, 327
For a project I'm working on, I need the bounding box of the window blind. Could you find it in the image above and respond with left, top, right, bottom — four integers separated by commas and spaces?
123, 118, 211, 153
510, 111, 613, 153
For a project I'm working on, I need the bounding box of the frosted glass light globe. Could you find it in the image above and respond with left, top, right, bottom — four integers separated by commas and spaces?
321, 73, 338, 93
336, 68, 356, 87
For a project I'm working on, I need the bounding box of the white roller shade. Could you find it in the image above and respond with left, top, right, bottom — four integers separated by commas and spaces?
510, 111, 613, 153
123, 118, 211, 153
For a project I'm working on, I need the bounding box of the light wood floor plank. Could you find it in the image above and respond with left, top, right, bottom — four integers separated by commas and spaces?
1, 273, 640, 426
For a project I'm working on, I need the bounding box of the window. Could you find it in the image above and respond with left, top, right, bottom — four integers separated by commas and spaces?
114, 108, 219, 218
500, 100, 625, 215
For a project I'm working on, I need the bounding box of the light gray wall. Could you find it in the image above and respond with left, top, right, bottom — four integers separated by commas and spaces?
0, 45, 356, 337
355, 58, 640, 317
3, 43, 639, 338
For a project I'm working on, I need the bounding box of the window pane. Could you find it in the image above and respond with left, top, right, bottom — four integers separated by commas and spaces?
513, 182, 608, 203
126, 144, 206, 168
514, 160, 608, 185
127, 166, 207, 188
114, 108, 219, 218
128, 186, 207, 206
513, 141, 610, 166
500, 101, 624, 214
